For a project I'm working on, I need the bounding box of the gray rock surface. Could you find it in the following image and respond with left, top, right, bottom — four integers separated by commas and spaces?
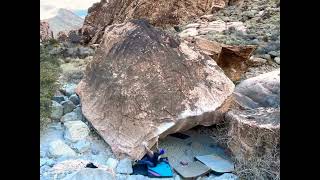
69, 94, 80, 105
116, 158, 133, 174
71, 140, 91, 153
61, 111, 82, 122
61, 100, 76, 114
62, 168, 115, 180
53, 96, 65, 103
51, 101, 64, 120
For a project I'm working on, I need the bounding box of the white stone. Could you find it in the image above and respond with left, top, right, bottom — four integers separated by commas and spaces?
64, 121, 90, 142
185, 23, 200, 29
48, 139, 76, 158
106, 158, 119, 170
179, 28, 198, 38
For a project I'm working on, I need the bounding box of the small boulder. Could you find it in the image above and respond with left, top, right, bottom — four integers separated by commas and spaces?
179, 28, 198, 38
106, 158, 119, 170
51, 101, 64, 120
116, 158, 133, 174
61, 84, 77, 97
61, 111, 82, 122
274, 57, 280, 64
61, 100, 76, 114
64, 121, 90, 142
69, 94, 80, 105
234, 70, 280, 108
200, 14, 216, 21
259, 54, 271, 61
268, 51, 280, 58
52, 96, 65, 103
71, 140, 91, 153
247, 56, 267, 67
185, 23, 200, 29
48, 139, 76, 158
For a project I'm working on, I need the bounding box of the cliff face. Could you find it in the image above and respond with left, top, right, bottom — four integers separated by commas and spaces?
80, 0, 230, 44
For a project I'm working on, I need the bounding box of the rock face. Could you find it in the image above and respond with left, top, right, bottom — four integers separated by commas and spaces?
40, 21, 53, 42
76, 20, 234, 159
80, 0, 228, 44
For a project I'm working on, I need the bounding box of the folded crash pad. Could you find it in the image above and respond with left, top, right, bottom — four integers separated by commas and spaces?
195, 154, 234, 173
148, 161, 173, 178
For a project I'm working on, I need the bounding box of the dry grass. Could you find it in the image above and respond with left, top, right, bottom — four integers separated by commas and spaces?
207, 116, 280, 180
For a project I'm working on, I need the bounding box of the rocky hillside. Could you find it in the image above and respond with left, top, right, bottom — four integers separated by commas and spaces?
44, 9, 84, 37
79, 0, 238, 44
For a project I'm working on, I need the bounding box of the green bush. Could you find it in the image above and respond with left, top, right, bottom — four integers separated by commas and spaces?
40, 45, 61, 129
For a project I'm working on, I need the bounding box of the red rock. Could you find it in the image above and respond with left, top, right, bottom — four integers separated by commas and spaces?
76, 20, 234, 159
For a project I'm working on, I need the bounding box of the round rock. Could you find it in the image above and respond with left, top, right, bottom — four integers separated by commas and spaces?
64, 121, 90, 142
48, 139, 76, 158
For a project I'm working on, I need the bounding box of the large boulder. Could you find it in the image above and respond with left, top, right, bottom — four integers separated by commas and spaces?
40, 21, 53, 42
76, 20, 234, 159
80, 0, 228, 44
233, 69, 280, 109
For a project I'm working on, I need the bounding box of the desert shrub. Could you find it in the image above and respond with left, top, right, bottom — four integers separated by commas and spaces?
40, 45, 61, 129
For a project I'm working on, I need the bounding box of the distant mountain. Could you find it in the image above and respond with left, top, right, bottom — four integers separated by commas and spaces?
44, 9, 84, 37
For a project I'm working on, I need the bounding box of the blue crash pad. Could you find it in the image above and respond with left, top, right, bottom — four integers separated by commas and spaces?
148, 161, 173, 178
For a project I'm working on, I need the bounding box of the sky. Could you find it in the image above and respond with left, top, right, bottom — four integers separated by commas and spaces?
40, 0, 100, 19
